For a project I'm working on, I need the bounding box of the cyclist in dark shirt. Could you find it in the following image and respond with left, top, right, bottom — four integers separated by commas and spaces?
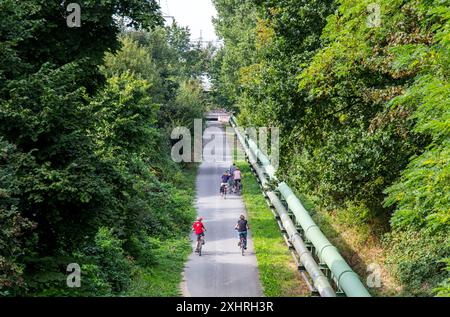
221, 171, 230, 184
235, 214, 249, 249
220, 171, 230, 195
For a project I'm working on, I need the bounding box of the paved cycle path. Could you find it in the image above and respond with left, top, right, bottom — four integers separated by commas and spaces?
182, 121, 263, 297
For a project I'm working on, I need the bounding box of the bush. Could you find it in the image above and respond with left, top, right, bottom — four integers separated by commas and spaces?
125, 234, 160, 267
0, 139, 34, 296
92, 227, 132, 293
76, 264, 112, 296
434, 259, 450, 297
22, 255, 114, 297
384, 229, 449, 296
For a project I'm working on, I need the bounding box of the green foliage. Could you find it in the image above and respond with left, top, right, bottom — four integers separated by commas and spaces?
384, 75, 450, 231
0, 0, 40, 84
0, 62, 120, 253
22, 231, 123, 297
126, 234, 160, 267
91, 72, 159, 154
77, 264, 113, 296
126, 238, 192, 297
384, 229, 449, 296
102, 37, 163, 102
102, 36, 161, 87
92, 227, 132, 293
0, 139, 34, 296
212, 0, 450, 295
385, 140, 450, 231
211, 0, 260, 109
0, 0, 208, 296
434, 258, 450, 297
126, 25, 211, 126
0, 1, 162, 94
168, 79, 208, 128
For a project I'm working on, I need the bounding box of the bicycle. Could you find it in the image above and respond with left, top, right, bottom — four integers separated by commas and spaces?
196, 235, 205, 256
238, 233, 247, 256
233, 180, 242, 195
227, 180, 234, 194
220, 183, 228, 199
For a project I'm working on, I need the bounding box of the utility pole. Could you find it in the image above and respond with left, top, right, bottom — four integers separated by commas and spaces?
158, 0, 175, 23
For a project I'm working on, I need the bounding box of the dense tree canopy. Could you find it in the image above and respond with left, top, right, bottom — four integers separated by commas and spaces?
0, 1, 209, 296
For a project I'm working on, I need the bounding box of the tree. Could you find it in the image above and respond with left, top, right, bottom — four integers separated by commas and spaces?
0, 0, 163, 295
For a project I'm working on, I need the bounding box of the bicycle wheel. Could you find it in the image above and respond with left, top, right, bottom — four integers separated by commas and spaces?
240, 238, 245, 256
197, 239, 202, 256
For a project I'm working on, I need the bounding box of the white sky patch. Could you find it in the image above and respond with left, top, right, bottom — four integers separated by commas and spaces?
159, 0, 219, 44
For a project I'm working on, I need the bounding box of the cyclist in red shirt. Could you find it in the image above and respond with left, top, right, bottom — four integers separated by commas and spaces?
192, 216, 206, 252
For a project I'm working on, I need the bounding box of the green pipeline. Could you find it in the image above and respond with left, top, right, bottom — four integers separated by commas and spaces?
230, 115, 371, 297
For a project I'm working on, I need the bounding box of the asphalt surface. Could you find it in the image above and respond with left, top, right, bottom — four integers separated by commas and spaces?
182, 121, 263, 297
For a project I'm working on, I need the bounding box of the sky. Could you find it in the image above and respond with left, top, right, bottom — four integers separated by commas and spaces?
159, 0, 220, 45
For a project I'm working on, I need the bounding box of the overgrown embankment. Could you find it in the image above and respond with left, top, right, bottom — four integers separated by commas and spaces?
0, 2, 210, 297
211, 0, 449, 296
126, 165, 198, 297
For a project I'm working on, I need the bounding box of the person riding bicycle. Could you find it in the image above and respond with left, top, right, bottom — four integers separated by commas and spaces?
193, 216, 206, 252
228, 163, 237, 186
229, 163, 237, 177
235, 214, 249, 250
232, 167, 242, 192
220, 171, 230, 194
227, 169, 234, 190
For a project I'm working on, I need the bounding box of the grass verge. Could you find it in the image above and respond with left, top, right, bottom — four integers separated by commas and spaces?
126, 238, 192, 296
126, 164, 198, 297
